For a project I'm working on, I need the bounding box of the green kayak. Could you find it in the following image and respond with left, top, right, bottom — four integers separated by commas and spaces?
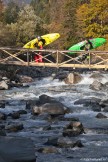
68, 38, 106, 54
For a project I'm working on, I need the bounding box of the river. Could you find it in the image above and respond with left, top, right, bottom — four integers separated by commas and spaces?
0, 70, 108, 162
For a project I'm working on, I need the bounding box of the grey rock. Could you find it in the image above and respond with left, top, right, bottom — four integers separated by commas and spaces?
38, 146, 58, 153
5, 123, 23, 132
96, 113, 107, 119
63, 121, 85, 137
33, 102, 66, 115
0, 81, 8, 90
58, 137, 84, 148
89, 80, 104, 91
0, 113, 7, 120
64, 72, 82, 84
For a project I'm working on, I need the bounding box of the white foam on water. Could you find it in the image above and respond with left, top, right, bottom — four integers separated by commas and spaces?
78, 73, 108, 85
2, 72, 108, 107
33, 77, 66, 88
5, 92, 36, 100
65, 110, 97, 117
79, 76, 94, 84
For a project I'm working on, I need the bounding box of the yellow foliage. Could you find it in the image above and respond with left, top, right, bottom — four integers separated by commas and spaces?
76, 0, 108, 50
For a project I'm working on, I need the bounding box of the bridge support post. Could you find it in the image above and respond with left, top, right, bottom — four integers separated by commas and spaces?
89, 52, 90, 69
56, 50, 59, 68
27, 50, 30, 66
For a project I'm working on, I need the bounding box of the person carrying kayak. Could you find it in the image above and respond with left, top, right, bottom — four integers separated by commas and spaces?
83, 39, 93, 61
78, 38, 93, 62
34, 36, 45, 63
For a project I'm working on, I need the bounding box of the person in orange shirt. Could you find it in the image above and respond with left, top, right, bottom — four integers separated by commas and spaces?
34, 36, 45, 63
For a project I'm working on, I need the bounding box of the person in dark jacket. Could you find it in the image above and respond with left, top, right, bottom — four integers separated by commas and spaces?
78, 39, 93, 62
84, 39, 93, 51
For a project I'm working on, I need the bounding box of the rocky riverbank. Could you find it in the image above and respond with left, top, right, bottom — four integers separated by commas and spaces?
0, 65, 108, 162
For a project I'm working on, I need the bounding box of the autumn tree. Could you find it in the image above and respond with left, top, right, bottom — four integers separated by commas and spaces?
40, 0, 85, 49
76, 0, 108, 38
47, 1, 66, 49
62, 0, 82, 49
30, 0, 83, 49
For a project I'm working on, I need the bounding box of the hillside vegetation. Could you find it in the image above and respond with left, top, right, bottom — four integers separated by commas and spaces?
0, 0, 108, 50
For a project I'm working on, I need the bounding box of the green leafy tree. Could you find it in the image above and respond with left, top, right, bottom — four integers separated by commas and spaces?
0, 22, 17, 46
31, 0, 63, 49
15, 4, 44, 46
0, 4, 45, 47
0, 0, 4, 22
30, 0, 50, 24
3, 1, 20, 24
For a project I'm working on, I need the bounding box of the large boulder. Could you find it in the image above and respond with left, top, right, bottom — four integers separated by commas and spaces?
89, 80, 104, 91
90, 73, 104, 80
5, 122, 24, 132
17, 75, 33, 83
74, 97, 101, 111
57, 137, 84, 148
99, 99, 108, 107
74, 97, 101, 106
2, 77, 10, 84
95, 113, 107, 119
63, 121, 85, 137
32, 102, 67, 115
27, 94, 67, 110
38, 146, 58, 154
36, 94, 68, 108
38, 94, 59, 105
45, 137, 83, 148
53, 72, 68, 80
0, 81, 8, 90
64, 72, 82, 84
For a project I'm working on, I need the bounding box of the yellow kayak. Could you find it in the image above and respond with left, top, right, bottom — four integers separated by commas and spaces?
23, 33, 60, 49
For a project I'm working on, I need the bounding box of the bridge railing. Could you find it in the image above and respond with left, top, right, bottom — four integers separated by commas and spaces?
0, 47, 108, 69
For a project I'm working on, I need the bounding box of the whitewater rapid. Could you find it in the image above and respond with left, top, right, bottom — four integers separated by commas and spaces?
1, 71, 108, 162
1, 72, 108, 101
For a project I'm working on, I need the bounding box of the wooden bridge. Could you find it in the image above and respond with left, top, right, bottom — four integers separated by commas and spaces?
0, 47, 108, 69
